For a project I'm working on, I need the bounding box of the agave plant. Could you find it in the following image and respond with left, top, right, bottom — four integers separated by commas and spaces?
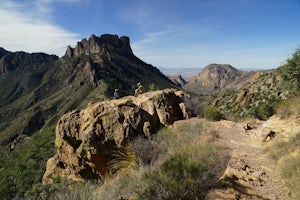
107, 146, 139, 173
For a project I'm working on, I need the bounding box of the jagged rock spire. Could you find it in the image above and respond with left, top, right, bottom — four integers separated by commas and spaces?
64, 34, 133, 58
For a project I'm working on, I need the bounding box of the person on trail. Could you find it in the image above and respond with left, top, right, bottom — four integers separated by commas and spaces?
243, 123, 255, 131
113, 89, 120, 99
134, 82, 143, 97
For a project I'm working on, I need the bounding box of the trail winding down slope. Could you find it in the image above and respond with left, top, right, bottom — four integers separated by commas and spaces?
173, 116, 300, 199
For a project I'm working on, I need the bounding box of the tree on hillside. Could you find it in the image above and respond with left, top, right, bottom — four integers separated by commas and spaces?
279, 48, 300, 89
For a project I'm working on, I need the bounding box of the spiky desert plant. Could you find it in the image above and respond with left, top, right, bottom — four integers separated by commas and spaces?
107, 146, 139, 173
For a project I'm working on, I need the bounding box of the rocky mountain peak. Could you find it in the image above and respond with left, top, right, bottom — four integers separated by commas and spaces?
187, 63, 249, 91
64, 34, 133, 58
168, 74, 187, 87
0, 47, 11, 59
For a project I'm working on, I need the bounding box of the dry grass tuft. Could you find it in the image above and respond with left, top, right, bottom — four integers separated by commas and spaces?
265, 132, 300, 199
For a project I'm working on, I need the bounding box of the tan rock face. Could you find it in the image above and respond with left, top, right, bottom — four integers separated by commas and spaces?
43, 89, 188, 183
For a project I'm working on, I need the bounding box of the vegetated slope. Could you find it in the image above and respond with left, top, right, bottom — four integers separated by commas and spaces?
212, 68, 297, 120
185, 47, 300, 120
183, 64, 255, 94
0, 34, 175, 152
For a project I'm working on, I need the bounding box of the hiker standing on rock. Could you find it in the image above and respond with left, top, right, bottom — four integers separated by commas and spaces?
113, 89, 120, 99
134, 82, 143, 97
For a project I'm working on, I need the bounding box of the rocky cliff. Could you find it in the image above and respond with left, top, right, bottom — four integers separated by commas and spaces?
43, 89, 188, 182
0, 51, 58, 74
64, 34, 132, 58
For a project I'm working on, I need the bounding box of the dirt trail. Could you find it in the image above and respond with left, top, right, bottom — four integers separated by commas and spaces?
211, 119, 287, 200
175, 117, 289, 200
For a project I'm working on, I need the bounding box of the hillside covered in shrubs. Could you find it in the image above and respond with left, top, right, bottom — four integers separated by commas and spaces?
0, 43, 299, 199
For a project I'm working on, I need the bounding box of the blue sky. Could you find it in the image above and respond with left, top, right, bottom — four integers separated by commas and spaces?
0, 0, 300, 69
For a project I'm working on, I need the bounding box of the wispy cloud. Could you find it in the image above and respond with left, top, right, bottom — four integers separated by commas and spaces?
131, 23, 289, 69
131, 21, 222, 67
33, 0, 81, 20
0, 0, 80, 56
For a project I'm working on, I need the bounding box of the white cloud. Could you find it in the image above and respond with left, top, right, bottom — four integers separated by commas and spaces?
33, 0, 82, 19
131, 22, 222, 67
132, 27, 287, 69
0, 0, 80, 56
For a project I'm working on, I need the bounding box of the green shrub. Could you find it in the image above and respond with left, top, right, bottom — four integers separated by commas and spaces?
278, 47, 300, 89
204, 106, 223, 121
0, 126, 55, 199
275, 96, 300, 118
26, 182, 62, 200
140, 149, 224, 200
140, 123, 226, 199
254, 103, 275, 120
148, 83, 157, 91
26, 179, 100, 200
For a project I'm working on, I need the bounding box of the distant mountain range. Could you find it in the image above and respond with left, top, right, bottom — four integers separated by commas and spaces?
159, 66, 263, 80
159, 67, 201, 80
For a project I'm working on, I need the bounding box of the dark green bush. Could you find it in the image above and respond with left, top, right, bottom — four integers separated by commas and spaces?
253, 104, 275, 120
0, 126, 55, 199
140, 152, 222, 200
278, 48, 300, 89
204, 106, 223, 121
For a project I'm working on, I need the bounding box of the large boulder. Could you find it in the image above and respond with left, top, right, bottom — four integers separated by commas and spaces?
43, 89, 188, 183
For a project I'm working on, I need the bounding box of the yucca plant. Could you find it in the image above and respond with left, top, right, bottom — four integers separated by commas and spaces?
107, 146, 139, 173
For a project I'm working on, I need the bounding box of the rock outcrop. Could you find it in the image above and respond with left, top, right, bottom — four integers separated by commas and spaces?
64, 34, 132, 58
168, 75, 187, 87
43, 89, 188, 183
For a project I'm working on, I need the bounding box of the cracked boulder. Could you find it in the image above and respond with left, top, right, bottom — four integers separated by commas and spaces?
43, 89, 188, 183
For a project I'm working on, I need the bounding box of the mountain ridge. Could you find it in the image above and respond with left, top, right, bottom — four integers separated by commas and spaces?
0, 33, 176, 152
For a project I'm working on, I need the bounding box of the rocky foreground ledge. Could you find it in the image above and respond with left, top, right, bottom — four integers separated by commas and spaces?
43, 89, 188, 183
